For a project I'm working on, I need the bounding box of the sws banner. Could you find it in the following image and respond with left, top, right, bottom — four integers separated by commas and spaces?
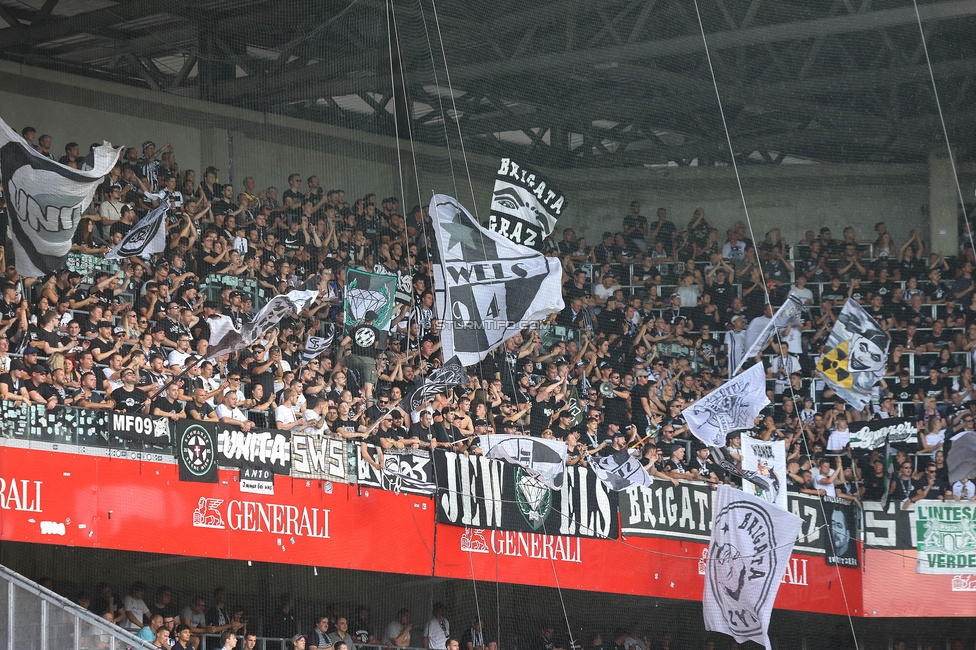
358, 445, 433, 496
434, 450, 618, 539
290, 433, 348, 483
618, 481, 859, 562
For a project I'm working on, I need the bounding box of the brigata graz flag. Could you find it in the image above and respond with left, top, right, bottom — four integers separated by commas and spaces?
344, 269, 396, 332
684, 363, 770, 447
480, 434, 567, 490
429, 194, 563, 366
106, 204, 167, 260
703, 486, 802, 650
487, 157, 567, 250
815, 298, 890, 410
733, 295, 804, 375
0, 116, 121, 277
400, 355, 466, 413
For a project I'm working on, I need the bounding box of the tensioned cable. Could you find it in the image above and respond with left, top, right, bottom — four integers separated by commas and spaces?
910, 0, 976, 265
689, 0, 861, 644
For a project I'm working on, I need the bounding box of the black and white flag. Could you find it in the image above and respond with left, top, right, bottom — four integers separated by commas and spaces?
0, 117, 121, 277
733, 295, 805, 375
430, 194, 564, 366
384, 468, 437, 495
703, 486, 802, 650
302, 323, 336, 363
207, 290, 318, 359
487, 157, 567, 250
815, 298, 890, 410
480, 434, 567, 490
684, 363, 770, 448
400, 355, 466, 413
589, 449, 651, 492
849, 417, 917, 449
106, 204, 167, 260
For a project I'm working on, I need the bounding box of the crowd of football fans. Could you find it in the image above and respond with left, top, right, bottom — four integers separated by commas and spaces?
2, 128, 976, 523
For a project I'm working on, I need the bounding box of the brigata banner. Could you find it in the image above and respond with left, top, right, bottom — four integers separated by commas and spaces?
617, 481, 858, 562
358, 444, 433, 496
434, 450, 618, 539
290, 433, 348, 483
916, 503, 976, 574
109, 412, 172, 448
849, 417, 917, 449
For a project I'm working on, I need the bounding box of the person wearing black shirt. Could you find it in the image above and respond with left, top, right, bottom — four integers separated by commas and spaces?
152, 383, 186, 423
282, 174, 304, 222
529, 379, 568, 437
111, 368, 150, 414
340, 310, 380, 402
912, 463, 949, 502
889, 461, 918, 508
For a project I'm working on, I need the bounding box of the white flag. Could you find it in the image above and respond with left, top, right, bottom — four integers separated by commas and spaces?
740, 435, 787, 511
589, 449, 652, 492
106, 204, 167, 260
733, 295, 804, 375
703, 486, 802, 650
683, 363, 770, 447
480, 434, 567, 490
815, 298, 890, 410
302, 324, 335, 363
0, 117, 121, 277
429, 194, 564, 367
206, 290, 318, 359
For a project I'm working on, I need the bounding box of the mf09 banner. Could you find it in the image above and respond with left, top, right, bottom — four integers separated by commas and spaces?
434, 450, 618, 539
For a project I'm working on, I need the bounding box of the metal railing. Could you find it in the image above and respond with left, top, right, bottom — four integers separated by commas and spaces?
0, 564, 155, 650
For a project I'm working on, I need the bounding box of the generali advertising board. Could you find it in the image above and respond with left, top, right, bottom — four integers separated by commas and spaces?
0, 447, 434, 576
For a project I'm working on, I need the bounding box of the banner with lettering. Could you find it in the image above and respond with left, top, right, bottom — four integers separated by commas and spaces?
215, 425, 291, 494
108, 412, 173, 448
358, 444, 434, 496
617, 481, 858, 559
849, 417, 918, 449
434, 450, 618, 539
290, 433, 349, 483
823, 495, 860, 567
741, 436, 787, 511
487, 157, 566, 250
916, 503, 976, 574
176, 420, 219, 483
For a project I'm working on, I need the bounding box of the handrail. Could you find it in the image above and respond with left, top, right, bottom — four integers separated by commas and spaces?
0, 563, 156, 650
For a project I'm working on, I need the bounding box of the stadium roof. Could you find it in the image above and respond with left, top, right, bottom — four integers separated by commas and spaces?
1, 0, 975, 168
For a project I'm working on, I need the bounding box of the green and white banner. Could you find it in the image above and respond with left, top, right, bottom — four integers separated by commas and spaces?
916, 503, 976, 574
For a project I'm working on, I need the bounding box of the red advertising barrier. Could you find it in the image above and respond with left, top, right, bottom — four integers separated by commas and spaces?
0, 447, 864, 616
862, 548, 976, 617
0, 447, 436, 576
431, 524, 863, 617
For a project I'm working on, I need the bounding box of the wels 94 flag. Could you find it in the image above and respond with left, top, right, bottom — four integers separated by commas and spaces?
429, 194, 564, 366
487, 157, 567, 250
703, 486, 803, 650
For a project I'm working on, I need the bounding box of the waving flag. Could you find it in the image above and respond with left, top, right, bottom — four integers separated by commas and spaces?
683, 363, 770, 448
480, 434, 567, 490
344, 269, 395, 332
207, 290, 318, 359
400, 355, 466, 413
0, 117, 121, 277
106, 204, 167, 260
589, 449, 651, 492
703, 486, 802, 650
302, 323, 336, 363
741, 435, 786, 511
430, 194, 563, 366
487, 157, 567, 250
815, 298, 890, 409
948, 430, 976, 484
733, 295, 804, 375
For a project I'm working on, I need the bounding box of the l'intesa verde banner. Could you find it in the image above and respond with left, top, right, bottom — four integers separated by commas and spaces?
916, 503, 976, 574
